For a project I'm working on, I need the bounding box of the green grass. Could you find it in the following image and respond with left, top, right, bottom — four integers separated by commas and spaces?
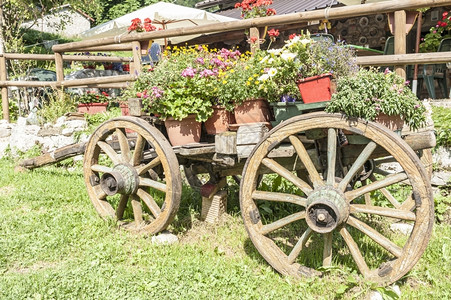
0, 158, 450, 299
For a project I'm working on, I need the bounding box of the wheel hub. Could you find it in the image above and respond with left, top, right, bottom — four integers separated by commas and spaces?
100, 164, 139, 196
305, 187, 349, 233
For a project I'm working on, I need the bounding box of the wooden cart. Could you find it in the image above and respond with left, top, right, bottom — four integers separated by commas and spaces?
19, 101, 436, 285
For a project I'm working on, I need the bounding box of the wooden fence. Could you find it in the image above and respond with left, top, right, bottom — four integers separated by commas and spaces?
2, 0, 451, 121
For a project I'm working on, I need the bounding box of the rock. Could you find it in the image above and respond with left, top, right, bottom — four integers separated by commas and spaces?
9, 125, 42, 154
431, 171, 451, 186
390, 223, 413, 235
38, 127, 62, 137
0, 127, 11, 138
433, 147, 451, 170
369, 291, 383, 300
62, 119, 87, 132
41, 135, 75, 152
151, 230, 178, 245
0, 137, 9, 158
16, 117, 27, 127
54, 116, 67, 127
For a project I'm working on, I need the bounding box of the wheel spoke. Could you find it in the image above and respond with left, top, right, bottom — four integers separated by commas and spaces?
130, 194, 143, 226
93, 184, 107, 200
116, 128, 131, 162
91, 164, 113, 173
373, 167, 391, 176
347, 216, 403, 257
361, 180, 372, 205
252, 190, 306, 207
139, 177, 167, 192
136, 157, 161, 176
345, 172, 408, 201
399, 194, 416, 211
340, 227, 370, 277
287, 228, 313, 264
338, 141, 377, 192
369, 175, 401, 208
323, 233, 333, 267
97, 141, 122, 165
131, 134, 145, 166
350, 204, 416, 221
136, 188, 161, 217
327, 128, 337, 186
116, 194, 129, 219
289, 135, 323, 188
260, 211, 306, 235
262, 158, 313, 196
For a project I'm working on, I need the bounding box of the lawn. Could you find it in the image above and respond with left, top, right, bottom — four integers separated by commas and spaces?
0, 158, 450, 299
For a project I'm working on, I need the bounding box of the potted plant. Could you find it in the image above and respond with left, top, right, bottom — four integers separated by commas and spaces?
76, 91, 111, 114
128, 17, 158, 55
123, 45, 232, 145
325, 68, 426, 131
216, 52, 272, 126
420, 10, 451, 52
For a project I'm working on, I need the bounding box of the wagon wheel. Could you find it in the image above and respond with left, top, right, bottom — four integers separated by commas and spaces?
240, 112, 433, 285
84, 117, 182, 234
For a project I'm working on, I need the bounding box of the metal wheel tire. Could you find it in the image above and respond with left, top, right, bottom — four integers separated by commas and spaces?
84, 117, 182, 234
240, 112, 434, 285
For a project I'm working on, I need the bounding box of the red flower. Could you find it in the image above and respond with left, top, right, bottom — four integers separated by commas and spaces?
443, 11, 449, 19
268, 28, 279, 37
289, 33, 297, 40
250, 36, 258, 43
266, 8, 276, 16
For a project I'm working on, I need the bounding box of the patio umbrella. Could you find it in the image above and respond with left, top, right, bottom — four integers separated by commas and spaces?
79, 2, 237, 45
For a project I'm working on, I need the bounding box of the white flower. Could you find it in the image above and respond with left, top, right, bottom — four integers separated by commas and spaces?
268, 58, 274, 64
268, 68, 277, 77
267, 48, 282, 55
260, 55, 270, 63
258, 74, 269, 81
300, 38, 311, 46
281, 52, 296, 61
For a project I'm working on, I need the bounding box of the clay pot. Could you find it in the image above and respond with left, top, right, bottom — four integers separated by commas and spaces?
120, 103, 129, 116
77, 102, 108, 114
375, 113, 404, 131
234, 99, 272, 125
164, 114, 201, 146
204, 106, 231, 135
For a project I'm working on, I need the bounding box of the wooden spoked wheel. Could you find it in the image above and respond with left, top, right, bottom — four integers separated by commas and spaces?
84, 117, 182, 234
240, 112, 434, 285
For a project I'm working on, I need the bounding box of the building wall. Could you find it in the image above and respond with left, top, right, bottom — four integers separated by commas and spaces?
22, 7, 91, 38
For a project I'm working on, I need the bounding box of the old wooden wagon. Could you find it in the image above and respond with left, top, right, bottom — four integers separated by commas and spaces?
12, 0, 448, 287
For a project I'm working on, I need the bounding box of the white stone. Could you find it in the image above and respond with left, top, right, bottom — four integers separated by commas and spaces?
431, 171, 451, 186
0, 128, 11, 138
391, 285, 401, 296
41, 135, 75, 152
432, 147, 451, 170
16, 117, 27, 127
54, 116, 67, 127
0, 137, 9, 158
63, 119, 87, 132
9, 125, 42, 154
61, 127, 75, 136
390, 223, 413, 235
151, 231, 178, 245
369, 291, 383, 300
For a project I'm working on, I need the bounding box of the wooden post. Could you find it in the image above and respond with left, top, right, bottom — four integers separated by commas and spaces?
249, 27, 260, 54
54, 52, 65, 100
0, 0, 9, 122
394, 10, 407, 79
131, 41, 142, 75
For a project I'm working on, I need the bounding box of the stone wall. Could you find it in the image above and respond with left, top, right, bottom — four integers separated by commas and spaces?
0, 116, 89, 158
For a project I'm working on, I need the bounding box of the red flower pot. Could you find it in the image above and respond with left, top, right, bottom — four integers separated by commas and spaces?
164, 114, 201, 146
120, 103, 129, 116
77, 102, 108, 114
297, 73, 333, 103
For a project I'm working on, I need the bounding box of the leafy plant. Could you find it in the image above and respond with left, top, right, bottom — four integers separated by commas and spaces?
420, 10, 451, 52
256, 32, 358, 102
325, 68, 426, 130
75, 91, 111, 104
37, 92, 76, 124
431, 106, 451, 148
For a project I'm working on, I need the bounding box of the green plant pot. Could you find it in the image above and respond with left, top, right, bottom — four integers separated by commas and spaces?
270, 101, 328, 126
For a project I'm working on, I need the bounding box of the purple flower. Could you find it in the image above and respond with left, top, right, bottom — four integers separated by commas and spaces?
384, 67, 390, 75
151, 86, 163, 98
181, 67, 196, 78
196, 57, 205, 65
280, 95, 296, 102
414, 104, 421, 109
199, 69, 215, 77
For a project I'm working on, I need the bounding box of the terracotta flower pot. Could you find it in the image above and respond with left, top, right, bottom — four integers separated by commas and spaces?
297, 73, 333, 103
164, 114, 201, 146
375, 113, 404, 131
204, 106, 231, 135
77, 102, 108, 114
234, 99, 272, 125
120, 103, 129, 116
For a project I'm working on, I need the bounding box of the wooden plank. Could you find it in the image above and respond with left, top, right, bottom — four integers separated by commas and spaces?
215, 132, 237, 155
394, 10, 407, 78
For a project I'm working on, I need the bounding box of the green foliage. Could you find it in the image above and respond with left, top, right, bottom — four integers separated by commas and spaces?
37, 92, 76, 124
326, 68, 426, 130
434, 190, 451, 223
431, 106, 451, 148
74, 91, 112, 104
73, 107, 122, 142
420, 10, 451, 52
0, 98, 19, 122
256, 32, 358, 102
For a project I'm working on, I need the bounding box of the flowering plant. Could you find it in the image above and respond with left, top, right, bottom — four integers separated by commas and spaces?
122, 45, 242, 121
128, 18, 157, 33
325, 68, 426, 130
256, 32, 358, 102
76, 91, 111, 104
235, 0, 276, 19
420, 11, 451, 52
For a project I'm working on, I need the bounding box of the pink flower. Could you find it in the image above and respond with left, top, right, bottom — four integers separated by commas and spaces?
181, 67, 196, 78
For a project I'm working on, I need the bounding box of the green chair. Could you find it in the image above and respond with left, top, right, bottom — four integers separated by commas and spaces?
422, 38, 451, 99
